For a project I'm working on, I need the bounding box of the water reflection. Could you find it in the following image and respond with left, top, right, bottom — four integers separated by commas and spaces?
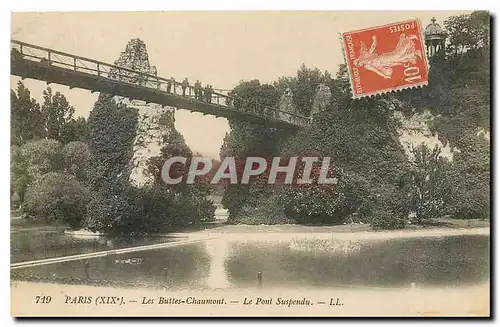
12, 244, 211, 289
204, 239, 231, 289
11, 235, 489, 290
225, 235, 490, 288
10, 229, 177, 263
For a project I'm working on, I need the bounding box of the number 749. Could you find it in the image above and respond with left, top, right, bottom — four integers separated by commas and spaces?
35, 295, 52, 304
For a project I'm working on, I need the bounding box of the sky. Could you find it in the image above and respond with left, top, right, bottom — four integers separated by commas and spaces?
11, 11, 471, 158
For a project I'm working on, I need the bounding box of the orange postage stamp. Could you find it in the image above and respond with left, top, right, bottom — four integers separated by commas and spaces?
342, 19, 429, 98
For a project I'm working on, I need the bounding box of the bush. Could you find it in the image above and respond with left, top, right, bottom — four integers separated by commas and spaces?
84, 187, 144, 237
168, 194, 216, 228
221, 184, 250, 218
280, 186, 347, 225
365, 183, 409, 230
278, 165, 348, 225
228, 195, 294, 225
83, 184, 216, 236
370, 208, 407, 230
21, 139, 63, 182
139, 186, 176, 233
23, 172, 88, 228
408, 144, 453, 223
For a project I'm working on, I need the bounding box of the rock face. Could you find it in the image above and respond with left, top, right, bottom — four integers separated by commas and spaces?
394, 110, 454, 161
109, 38, 157, 84
111, 38, 177, 186
311, 83, 332, 118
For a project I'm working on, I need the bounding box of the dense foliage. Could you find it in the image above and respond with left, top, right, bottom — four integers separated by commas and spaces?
62, 141, 91, 182
21, 139, 64, 182
11, 82, 44, 145
24, 172, 88, 228
401, 11, 490, 219
11, 14, 489, 234
408, 144, 453, 223
220, 11, 490, 228
11, 84, 215, 235
86, 94, 139, 190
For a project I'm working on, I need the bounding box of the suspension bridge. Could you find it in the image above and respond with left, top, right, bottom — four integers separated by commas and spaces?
10, 40, 310, 129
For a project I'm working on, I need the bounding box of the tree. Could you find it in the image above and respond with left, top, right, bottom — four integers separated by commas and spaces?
220, 80, 288, 216
41, 87, 76, 142
63, 141, 91, 181
84, 187, 143, 237
449, 134, 490, 219
23, 172, 88, 229
60, 117, 88, 144
444, 11, 490, 55
293, 64, 326, 116
391, 11, 490, 221
21, 139, 63, 183
408, 144, 453, 223
418, 11, 491, 220
145, 129, 192, 187
86, 94, 138, 190
144, 130, 215, 228
11, 145, 29, 204
279, 163, 347, 225
221, 63, 411, 228
11, 81, 44, 145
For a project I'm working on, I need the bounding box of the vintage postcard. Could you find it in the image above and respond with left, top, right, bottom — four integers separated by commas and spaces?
10, 11, 490, 317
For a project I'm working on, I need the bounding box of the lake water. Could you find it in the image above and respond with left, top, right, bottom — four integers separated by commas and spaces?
11, 234, 490, 290
10, 227, 178, 263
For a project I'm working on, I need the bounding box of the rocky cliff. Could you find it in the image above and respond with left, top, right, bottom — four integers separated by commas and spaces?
394, 110, 455, 161
112, 38, 178, 186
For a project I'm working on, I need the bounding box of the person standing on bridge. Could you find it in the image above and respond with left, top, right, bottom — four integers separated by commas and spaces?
203, 85, 209, 102
194, 80, 202, 100
182, 78, 189, 97
208, 85, 214, 103
167, 77, 175, 94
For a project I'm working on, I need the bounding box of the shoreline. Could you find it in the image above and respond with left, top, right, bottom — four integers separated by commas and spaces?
56, 220, 490, 241
196, 225, 489, 242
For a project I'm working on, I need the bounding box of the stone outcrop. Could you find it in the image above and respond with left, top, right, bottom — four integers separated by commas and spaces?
109, 38, 157, 85
279, 88, 294, 112
111, 38, 177, 186
394, 110, 454, 161
311, 83, 332, 118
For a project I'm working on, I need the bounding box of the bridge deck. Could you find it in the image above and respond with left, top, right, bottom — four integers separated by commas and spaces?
10, 40, 310, 129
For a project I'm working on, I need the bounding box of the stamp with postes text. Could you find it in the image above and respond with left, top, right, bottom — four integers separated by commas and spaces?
342, 19, 429, 98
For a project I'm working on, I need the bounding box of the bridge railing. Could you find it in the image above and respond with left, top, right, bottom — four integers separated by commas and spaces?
11, 40, 311, 128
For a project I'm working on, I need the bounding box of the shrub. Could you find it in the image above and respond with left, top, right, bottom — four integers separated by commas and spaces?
83, 184, 216, 236
408, 144, 453, 222
139, 186, 176, 233
221, 184, 250, 218
168, 194, 216, 228
369, 207, 407, 230
280, 187, 347, 225
366, 183, 409, 230
228, 194, 294, 225
279, 165, 348, 225
84, 187, 144, 237
21, 139, 63, 182
23, 172, 88, 228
